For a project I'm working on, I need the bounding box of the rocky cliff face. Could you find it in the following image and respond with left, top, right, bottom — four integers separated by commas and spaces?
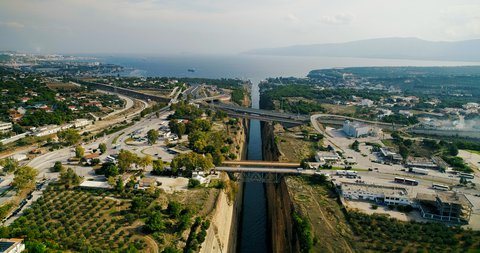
262, 122, 300, 253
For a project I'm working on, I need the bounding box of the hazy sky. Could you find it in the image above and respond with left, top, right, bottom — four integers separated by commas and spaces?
1, 0, 479, 54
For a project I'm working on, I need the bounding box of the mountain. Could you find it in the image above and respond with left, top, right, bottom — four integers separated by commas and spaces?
244, 37, 480, 62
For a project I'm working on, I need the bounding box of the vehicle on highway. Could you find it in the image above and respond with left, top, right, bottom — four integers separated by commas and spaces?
432, 184, 450, 191
394, 177, 418, 186
458, 172, 474, 179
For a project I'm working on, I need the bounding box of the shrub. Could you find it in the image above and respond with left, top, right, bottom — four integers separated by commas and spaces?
188, 179, 201, 189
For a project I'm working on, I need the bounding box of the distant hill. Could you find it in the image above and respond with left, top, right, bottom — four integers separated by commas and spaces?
244, 37, 480, 62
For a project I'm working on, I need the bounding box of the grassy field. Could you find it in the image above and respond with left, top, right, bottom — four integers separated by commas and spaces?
286, 176, 356, 253
465, 149, 480, 155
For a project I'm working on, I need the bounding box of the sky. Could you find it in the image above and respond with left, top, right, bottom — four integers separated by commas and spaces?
0, 0, 480, 54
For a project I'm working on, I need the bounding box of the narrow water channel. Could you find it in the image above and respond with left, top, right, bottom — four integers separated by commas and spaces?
238, 81, 268, 253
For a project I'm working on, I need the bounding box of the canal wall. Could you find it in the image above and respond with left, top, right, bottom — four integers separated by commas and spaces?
200, 118, 248, 253
262, 122, 300, 253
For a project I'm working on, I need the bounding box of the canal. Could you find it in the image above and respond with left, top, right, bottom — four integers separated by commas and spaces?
238, 81, 269, 253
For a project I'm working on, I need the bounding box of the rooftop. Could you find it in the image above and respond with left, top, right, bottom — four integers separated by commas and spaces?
416, 192, 472, 207
341, 182, 409, 197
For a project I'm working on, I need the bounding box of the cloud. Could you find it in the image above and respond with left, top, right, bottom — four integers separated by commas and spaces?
320, 13, 354, 25
284, 13, 300, 23
0, 21, 25, 29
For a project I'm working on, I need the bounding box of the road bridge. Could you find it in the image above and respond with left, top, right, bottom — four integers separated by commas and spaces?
222, 160, 300, 168
77, 79, 170, 103
215, 166, 312, 183
209, 103, 309, 124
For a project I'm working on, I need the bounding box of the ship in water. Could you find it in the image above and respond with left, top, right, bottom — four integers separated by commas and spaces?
187, 68, 195, 72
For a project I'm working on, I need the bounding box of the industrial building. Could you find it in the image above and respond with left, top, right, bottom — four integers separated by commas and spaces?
315, 151, 341, 163
416, 192, 473, 224
342, 120, 372, 138
379, 147, 403, 163
340, 182, 412, 206
406, 157, 438, 169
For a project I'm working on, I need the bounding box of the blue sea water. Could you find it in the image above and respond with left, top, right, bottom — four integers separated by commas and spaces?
99, 54, 479, 82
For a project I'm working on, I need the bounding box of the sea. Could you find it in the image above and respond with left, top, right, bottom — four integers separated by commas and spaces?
97, 54, 480, 82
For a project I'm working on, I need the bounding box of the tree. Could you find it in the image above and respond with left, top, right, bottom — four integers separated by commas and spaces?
51, 161, 64, 172
169, 120, 186, 139
166, 201, 182, 218
131, 197, 149, 214
13, 166, 38, 191
147, 129, 159, 145
145, 211, 165, 232
448, 144, 459, 156
75, 145, 84, 158
152, 159, 165, 175
25, 241, 47, 253
211, 149, 224, 166
117, 149, 139, 172
351, 140, 360, 152
115, 177, 125, 192
57, 129, 80, 145
162, 247, 181, 253
138, 155, 153, 172
59, 168, 81, 189
103, 163, 119, 178
399, 145, 409, 160
98, 143, 107, 154
170, 152, 214, 174
1, 157, 19, 173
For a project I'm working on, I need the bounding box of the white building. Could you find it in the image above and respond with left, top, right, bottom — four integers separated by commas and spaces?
10, 154, 28, 162
73, 119, 92, 128
360, 99, 374, 107
315, 151, 340, 163
341, 182, 411, 205
0, 122, 12, 133
192, 171, 208, 184
33, 122, 75, 137
399, 110, 413, 117
342, 120, 371, 138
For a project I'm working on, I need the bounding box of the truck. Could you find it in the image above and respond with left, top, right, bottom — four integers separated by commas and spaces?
409, 167, 429, 175
346, 170, 358, 178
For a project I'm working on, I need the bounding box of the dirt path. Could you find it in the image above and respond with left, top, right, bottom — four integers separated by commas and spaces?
143, 235, 159, 253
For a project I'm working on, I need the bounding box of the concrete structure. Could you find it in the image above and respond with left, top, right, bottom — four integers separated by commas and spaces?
0, 238, 25, 253
342, 120, 372, 138
79, 181, 112, 189
315, 151, 341, 163
0, 122, 12, 133
406, 157, 438, 169
360, 99, 374, 107
416, 192, 473, 224
33, 124, 69, 137
340, 182, 411, 205
192, 171, 208, 184
9, 154, 27, 162
73, 119, 92, 128
399, 110, 413, 117
140, 177, 156, 188
379, 147, 403, 163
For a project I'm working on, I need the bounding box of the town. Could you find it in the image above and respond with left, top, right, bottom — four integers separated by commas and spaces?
0, 58, 479, 252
